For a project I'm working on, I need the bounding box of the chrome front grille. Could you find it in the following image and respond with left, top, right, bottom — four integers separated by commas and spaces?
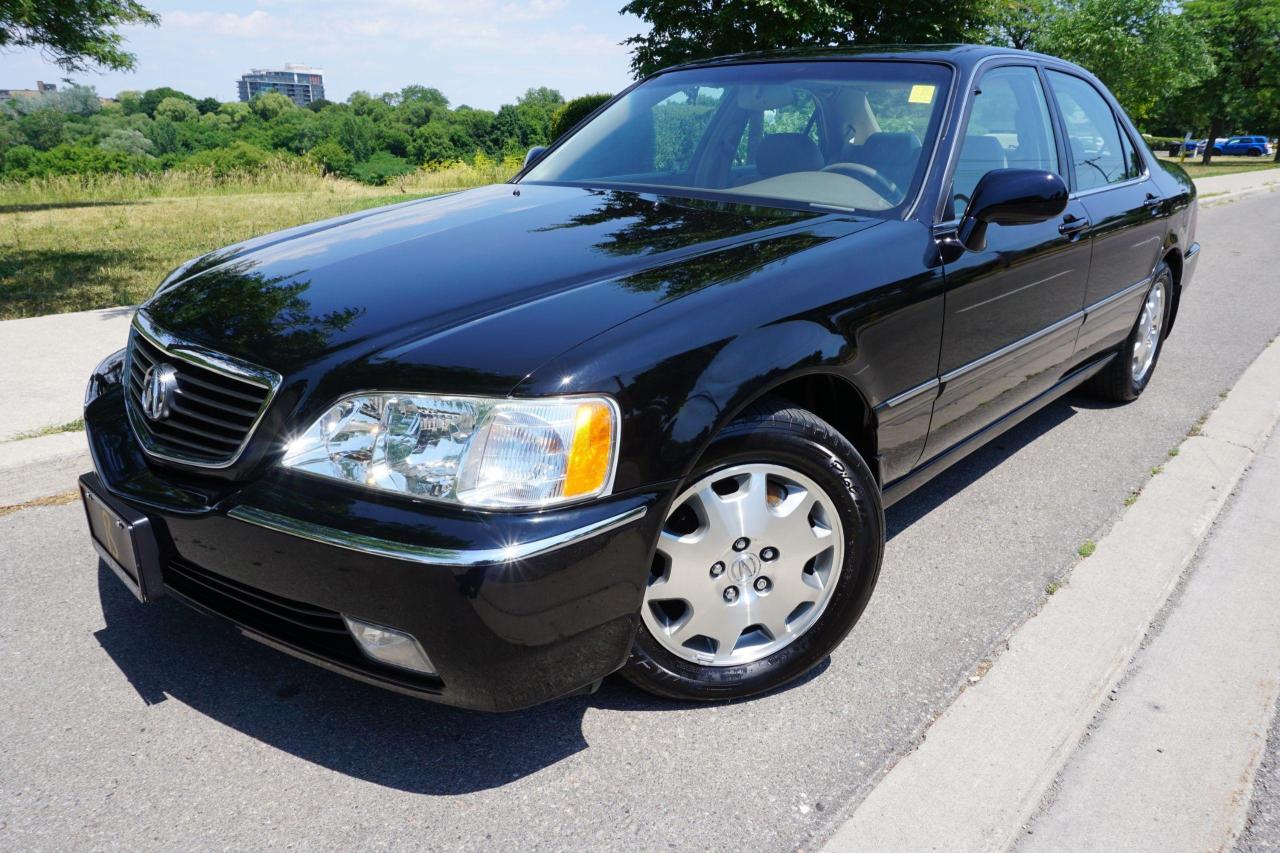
125, 314, 280, 468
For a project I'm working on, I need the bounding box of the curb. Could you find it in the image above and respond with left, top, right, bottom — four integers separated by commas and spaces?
0, 432, 90, 507
1198, 181, 1278, 209
822, 338, 1280, 852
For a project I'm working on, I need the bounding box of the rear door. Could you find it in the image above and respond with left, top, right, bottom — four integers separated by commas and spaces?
922, 63, 1092, 463
1044, 69, 1166, 361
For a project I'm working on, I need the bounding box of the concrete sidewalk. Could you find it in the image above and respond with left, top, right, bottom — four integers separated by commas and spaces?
823, 338, 1280, 852
0, 306, 134, 441
1191, 166, 1280, 204
1021, 426, 1280, 850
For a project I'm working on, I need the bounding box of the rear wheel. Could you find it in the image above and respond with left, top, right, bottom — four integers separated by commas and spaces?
622, 397, 883, 702
1087, 261, 1171, 403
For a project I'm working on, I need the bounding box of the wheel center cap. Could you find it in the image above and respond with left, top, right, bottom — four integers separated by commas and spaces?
728, 553, 761, 583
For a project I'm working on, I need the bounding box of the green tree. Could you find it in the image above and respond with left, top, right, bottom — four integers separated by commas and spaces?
15, 109, 66, 149
333, 112, 377, 161
196, 97, 221, 115
987, 0, 1056, 49
621, 0, 997, 77
1180, 0, 1280, 162
154, 96, 199, 122
139, 86, 194, 117
117, 90, 143, 114
98, 127, 153, 156
307, 139, 354, 176
250, 91, 295, 121
352, 151, 413, 185
0, 0, 158, 71
1037, 0, 1213, 122
551, 93, 613, 140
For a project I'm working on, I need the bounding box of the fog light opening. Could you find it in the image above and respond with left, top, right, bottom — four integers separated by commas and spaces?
342, 616, 436, 676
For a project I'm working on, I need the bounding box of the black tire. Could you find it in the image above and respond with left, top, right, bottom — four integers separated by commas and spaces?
1087, 261, 1173, 403
621, 396, 884, 702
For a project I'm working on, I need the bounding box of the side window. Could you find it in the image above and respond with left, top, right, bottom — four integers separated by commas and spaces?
951, 66, 1059, 218
651, 86, 725, 174
1045, 71, 1133, 190
1117, 125, 1142, 179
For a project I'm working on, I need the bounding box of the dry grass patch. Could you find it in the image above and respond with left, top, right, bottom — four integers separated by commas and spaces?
1, 158, 522, 319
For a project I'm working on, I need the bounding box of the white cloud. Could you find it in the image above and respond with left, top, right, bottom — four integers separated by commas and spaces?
165, 9, 278, 38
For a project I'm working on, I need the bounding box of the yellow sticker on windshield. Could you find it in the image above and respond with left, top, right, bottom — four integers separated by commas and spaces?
908, 84, 936, 105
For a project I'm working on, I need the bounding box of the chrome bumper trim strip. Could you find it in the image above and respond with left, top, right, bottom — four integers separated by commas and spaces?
226, 504, 648, 567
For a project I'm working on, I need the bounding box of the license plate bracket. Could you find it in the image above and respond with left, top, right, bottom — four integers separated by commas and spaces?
79, 473, 165, 602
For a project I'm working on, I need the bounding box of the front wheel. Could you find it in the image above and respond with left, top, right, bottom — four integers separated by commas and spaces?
1087, 262, 1172, 402
621, 397, 884, 702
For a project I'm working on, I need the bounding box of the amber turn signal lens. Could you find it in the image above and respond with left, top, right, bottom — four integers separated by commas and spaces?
564, 401, 616, 498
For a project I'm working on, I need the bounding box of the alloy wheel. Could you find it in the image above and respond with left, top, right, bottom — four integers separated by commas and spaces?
642, 463, 845, 667
1131, 278, 1166, 383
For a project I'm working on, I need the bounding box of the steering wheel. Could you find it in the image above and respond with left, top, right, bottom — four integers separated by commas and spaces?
820, 162, 900, 203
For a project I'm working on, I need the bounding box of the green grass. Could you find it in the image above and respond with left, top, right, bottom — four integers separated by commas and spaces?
1077, 540, 1097, 559
6, 417, 84, 441
1156, 153, 1280, 180
0, 158, 521, 319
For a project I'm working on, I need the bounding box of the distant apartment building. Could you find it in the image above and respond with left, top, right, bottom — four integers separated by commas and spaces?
236, 64, 325, 107
0, 80, 57, 101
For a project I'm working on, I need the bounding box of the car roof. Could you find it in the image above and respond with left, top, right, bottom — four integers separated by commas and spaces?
659, 43, 1078, 75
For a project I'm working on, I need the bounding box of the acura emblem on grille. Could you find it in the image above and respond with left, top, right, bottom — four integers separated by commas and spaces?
140, 363, 179, 421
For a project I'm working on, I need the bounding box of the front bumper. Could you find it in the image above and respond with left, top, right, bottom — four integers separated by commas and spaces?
84, 382, 669, 711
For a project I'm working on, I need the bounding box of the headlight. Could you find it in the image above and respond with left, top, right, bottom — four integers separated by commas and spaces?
281, 394, 620, 509
85, 348, 127, 408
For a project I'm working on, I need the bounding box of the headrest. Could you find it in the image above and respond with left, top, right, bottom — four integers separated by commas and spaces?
735, 85, 796, 111
756, 133, 824, 178
960, 134, 1007, 165
861, 132, 922, 162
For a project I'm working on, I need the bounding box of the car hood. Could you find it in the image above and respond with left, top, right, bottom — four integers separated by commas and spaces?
144, 183, 877, 397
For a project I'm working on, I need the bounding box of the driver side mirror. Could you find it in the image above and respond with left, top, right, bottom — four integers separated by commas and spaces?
524, 146, 547, 169
958, 169, 1068, 252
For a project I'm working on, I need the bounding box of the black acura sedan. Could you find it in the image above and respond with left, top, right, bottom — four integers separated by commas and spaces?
81, 45, 1199, 711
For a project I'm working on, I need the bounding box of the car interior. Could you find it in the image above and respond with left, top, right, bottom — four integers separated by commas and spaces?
524, 66, 952, 214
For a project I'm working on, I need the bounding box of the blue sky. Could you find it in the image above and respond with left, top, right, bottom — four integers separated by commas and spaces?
0, 0, 646, 109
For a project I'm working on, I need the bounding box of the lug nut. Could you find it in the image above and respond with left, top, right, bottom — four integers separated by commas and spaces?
723, 586, 739, 603
754, 576, 771, 592
710, 561, 725, 578
760, 547, 778, 561
732, 537, 751, 552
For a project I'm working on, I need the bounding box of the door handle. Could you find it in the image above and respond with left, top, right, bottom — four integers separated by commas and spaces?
1144, 192, 1163, 211
1059, 214, 1090, 235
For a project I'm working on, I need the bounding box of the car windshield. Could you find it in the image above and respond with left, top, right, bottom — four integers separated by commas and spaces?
520, 60, 952, 216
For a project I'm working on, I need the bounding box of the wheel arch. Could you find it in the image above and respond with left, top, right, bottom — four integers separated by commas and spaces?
1161, 244, 1184, 335
703, 368, 881, 486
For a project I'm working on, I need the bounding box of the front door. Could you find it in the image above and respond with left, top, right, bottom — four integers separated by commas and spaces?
923, 64, 1092, 464
1044, 69, 1168, 360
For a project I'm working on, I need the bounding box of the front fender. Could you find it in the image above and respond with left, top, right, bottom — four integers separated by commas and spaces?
515, 219, 945, 494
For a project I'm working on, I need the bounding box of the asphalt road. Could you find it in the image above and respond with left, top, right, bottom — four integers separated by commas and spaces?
1240, 694, 1280, 851
4, 192, 1280, 852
